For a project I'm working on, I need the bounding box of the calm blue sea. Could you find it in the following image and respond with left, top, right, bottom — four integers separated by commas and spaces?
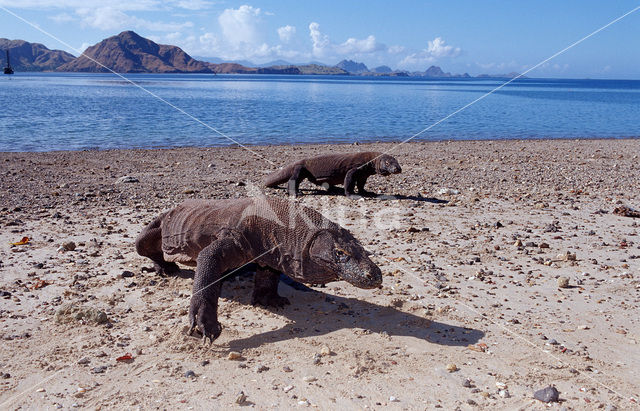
0, 73, 639, 152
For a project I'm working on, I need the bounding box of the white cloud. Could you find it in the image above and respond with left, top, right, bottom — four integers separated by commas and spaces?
337, 35, 384, 54
277, 25, 296, 43
76, 7, 193, 32
309, 22, 329, 57
426, 37, 460, 58
218, 5, 261, 47
398, 37, 461, 68
48, 12, 75, 23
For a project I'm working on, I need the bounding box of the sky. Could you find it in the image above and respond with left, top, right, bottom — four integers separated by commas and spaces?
1, 1, 639, 78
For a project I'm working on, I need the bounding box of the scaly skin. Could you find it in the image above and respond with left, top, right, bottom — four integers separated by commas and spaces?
135, 197, 382, 343
263, 152, 402, 198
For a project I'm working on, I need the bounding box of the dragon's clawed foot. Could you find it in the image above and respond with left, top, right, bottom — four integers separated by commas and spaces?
154, 261, 180, 276
188, 298, 222, 344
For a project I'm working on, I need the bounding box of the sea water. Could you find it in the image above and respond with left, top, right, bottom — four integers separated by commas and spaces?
0, 73, 638, 152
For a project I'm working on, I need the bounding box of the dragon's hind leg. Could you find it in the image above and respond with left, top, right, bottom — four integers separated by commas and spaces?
252, 266, 290, 308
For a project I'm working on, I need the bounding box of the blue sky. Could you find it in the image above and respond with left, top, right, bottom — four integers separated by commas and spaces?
1, 1, 639, 78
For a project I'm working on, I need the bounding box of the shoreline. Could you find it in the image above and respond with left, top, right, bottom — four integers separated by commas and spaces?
2, 135, 640, 155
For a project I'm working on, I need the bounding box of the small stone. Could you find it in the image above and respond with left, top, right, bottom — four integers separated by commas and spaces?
539, 242, 550, 249
466, 399, 477, 405
201, 360, 210, 366
498, 389, 510, 398
312, 353, 321, 364
55, 304, 108, 324
120, 271, 135, 278
255, 365, 269, 373
495, 382, 507, 389
303, 376, 317, 382
446, 363, 458, 372
557, 276, 570, 288
91, 366, 107, 374
116, 176, 139, 184
533, 386, 560, 403
319, 345, 331, 356
548, 339, 558, 345
604, 405, 618, 411
227, 351, 243, 360
282, 366, 293, 372
184, 370, 196, 378
2, 373, 10, 379
235, 391, 247, 405
283, 385, 294, 393
62, 241, 76, 251
462, 378, 472, 388
389, 396, 399, 402
514, 239, 523, 247
77, 357, 90, 365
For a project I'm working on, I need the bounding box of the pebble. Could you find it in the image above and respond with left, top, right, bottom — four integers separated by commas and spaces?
255, 365, 269, 373
121, 271, 135, 278
605, 405, 617, 411
91, 366, 107, 374
2, 373, 10, 379
282, 366, 293, 372
235, 391, 247, 405
533, 386, 560, 403
227, 351, 243, 360
466, 399, 477, 405
446, 363, 458, 372
184, 370, 196, 378
77, 357, 90, 365
498, 389, 510, 398
116, 176, 139, 184
320, 345, 332, 356
312, 353, 321, 364
303, 376, 317, 382
557, 276, 570, 288
462, 378, 472, 388
283, 385, 294, 393
389, 396, 399, 402
201, 360, 210, 366
548, 339, 558, 345
62, 241, 76, 251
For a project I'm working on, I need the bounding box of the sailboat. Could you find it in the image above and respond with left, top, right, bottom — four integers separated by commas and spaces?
4, 50, 14, 75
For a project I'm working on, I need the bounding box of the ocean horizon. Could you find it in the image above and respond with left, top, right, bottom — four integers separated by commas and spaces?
1, 72, 639, 152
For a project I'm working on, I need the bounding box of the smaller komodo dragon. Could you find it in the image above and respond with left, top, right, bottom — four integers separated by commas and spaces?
263, 152, 402, 198
135, 197, 382, 342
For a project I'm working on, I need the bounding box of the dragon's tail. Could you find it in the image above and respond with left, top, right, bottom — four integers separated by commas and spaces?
263, 164, 295, 187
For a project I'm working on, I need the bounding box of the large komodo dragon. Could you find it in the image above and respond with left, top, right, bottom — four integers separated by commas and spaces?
135, 197, 382, 342
264, 152, 402, 198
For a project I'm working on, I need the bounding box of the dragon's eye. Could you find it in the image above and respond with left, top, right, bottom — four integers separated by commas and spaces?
334, 248, 350, 261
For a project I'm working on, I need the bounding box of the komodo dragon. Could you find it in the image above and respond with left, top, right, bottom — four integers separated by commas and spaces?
263, 152, 402, 198
135, 197, 382, 342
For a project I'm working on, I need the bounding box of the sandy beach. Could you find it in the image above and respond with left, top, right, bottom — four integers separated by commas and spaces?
0, 138, 639, 410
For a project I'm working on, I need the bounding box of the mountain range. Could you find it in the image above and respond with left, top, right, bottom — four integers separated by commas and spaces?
2, 31, 523, 78
0, 39, 74, 71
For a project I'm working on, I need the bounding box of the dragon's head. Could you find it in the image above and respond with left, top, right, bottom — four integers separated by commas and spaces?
375, 154, 402, 176
304, 229, 382, 289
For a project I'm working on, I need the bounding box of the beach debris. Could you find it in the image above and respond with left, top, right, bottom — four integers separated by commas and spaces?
29, 278, 50, 290
557, 276, 570, 288
467, 343, 488, 352
10, 236, 29, 246
320, 345, 332, 356
116, 353, 134, 363
227, 351, 243, 360
235, 391, 247, 405
533, 386, 560, 403
62, 241, 76, 252
54, 304, 109, 324
613, 205, 640, 218
116, 175, 139, 184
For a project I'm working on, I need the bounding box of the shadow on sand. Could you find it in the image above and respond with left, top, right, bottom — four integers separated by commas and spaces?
216, 276, 484, 350
274, 186, 449, 204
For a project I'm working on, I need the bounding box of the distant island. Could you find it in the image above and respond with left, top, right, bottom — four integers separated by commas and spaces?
1, 30, 524, 78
